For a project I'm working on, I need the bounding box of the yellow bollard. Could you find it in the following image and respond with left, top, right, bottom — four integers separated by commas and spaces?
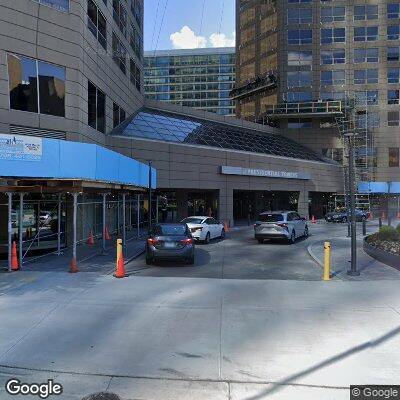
323, 241, 331, 281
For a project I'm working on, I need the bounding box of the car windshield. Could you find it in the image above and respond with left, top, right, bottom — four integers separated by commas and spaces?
154, 225, 187, 236
258, 213, 284, 222
182, 217, 204, 224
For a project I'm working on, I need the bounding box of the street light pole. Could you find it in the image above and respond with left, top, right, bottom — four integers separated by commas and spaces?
347, 134, 360, 276
148, 160, 152, 233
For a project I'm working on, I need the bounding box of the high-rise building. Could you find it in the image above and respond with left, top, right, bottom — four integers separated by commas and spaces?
144, 48, 236, 116
234, 0, 400, 186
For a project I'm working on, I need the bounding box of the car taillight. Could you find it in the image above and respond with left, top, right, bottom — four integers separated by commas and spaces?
147, 238, 158, 245
277, 223, 288, 230
180, 238, 193, 245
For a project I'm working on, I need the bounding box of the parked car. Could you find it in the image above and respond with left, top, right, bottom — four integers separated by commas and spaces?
254, 211, 309, 244
146, 223, 195, 265
181, 216, 225, 244
325, 209, 367, 223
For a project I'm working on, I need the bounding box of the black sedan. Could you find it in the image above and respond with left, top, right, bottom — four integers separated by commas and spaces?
146, 223, 195, 265
325, 209, 368, 223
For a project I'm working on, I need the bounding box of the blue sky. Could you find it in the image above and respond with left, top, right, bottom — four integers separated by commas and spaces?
144, 0, 235, 51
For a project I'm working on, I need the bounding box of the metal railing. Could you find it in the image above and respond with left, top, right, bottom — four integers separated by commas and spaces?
265, 100, 343, 116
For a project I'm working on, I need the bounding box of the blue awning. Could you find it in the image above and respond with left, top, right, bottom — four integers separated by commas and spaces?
0, 134, 156, 189
358, 182, 400, 194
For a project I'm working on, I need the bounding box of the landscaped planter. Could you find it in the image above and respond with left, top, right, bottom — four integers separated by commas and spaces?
363, 238, 400, 270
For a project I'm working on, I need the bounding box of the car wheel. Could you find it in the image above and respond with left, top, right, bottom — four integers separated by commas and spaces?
220, 228, 225, 239
257, 238, 263, 244
187, 254, 195, 265
204, 232, 210, 244
304, 226, 309, 237
288, 230, 296, 244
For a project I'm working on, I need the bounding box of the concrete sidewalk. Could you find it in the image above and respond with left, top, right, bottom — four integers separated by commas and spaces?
3, 230, 146, 274
307, 236, 400, 280
1, 274, 400, 399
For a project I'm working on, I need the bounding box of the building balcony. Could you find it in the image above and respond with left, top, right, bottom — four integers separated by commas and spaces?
230, 73, 278, 101
264, 100, 344, 119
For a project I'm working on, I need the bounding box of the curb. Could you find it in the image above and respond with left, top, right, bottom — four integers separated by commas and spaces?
307, 241, 324, 268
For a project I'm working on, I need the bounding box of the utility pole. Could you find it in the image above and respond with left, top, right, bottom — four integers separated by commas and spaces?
148, 160, 152, 233
347, 133, 360, 276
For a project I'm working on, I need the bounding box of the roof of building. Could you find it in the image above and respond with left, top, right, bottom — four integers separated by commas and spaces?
144, 47, 235, 58
111, 107, 328, 163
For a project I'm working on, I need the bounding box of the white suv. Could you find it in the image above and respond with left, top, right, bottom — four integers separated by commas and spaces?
254, 211, 309, 244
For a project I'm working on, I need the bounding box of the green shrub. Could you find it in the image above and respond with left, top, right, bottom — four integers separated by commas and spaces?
396, 223, 400, 236
378, 226, 399, 241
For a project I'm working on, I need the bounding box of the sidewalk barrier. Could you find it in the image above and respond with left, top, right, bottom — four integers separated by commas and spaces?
311, 215, 316, 224
224, 221, 230, 233
104, 226, 111, 240
114, 238, 125, 278
69, 257, 78, 273
323, 241, 331, 281
11, 241, 19, 271
87, 230, 95, 245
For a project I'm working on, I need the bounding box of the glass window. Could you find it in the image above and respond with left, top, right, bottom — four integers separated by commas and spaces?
388, 47, 400, 61
388, 68, 400, 83
388, 111, 400, 127
88, 81, 105, 133
320, 91, 345, 101
32, 0, 69, 12
131, 0, 142, 28
130, 59, 141, 91
287, 71, 312, 88
285, 91, 312, 102
38, 61, 66, 117
356, 112, 380, 129
130, 23, 143, 60
355, 91, 378, 106
8, 54, 38, 113
388, 89, 400, 104
388, 25, 400, 40
113, 0, 127, 37
113, 102, 126, 128
288, 8, 312, 24
8, 54, 65, 117
288, 29, 312, 45
87, 0, 107, 50
354, 48, 378, 63
288, 119, 312, 128
288, 51, 313, 66
321, 70, 345, 85
388, 3, 400, 19
321, 6, 345, 22
354, 69, 378, 84
321, 28, 345, 43
354, 26, 378, 41
112, 32, 126, 74
321, 49, 345, 64
389, 148, 399, 167
354, 5, 378, 20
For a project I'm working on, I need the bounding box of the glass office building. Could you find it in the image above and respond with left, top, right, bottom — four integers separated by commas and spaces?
144, 47, 235, 116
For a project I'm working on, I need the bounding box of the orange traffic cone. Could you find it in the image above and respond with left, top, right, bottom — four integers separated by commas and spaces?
368, 211, 373, 220
397, 211, 400, 219
104, 226, 111, 240
382, 212, 386, 220
11, 241, 19, 271
114, 248, 125, 279
87, 230, 95, 245
224, 221, 230, 233
311, 215, 316, 224
69, 257, 78, 273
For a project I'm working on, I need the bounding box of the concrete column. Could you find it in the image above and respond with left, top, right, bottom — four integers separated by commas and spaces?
57, 193, 61, 255
18, 193, 24, 267
176, 191, 188, 221
137, 194, 140, 238
7, 192, 12, 272
298, 190, 309, 219
102, 193, 107, 255
219, 188, 234, 226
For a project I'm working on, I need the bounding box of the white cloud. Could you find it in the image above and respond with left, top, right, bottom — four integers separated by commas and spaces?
170, 26, 207, 49
209, 31, 236, 48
